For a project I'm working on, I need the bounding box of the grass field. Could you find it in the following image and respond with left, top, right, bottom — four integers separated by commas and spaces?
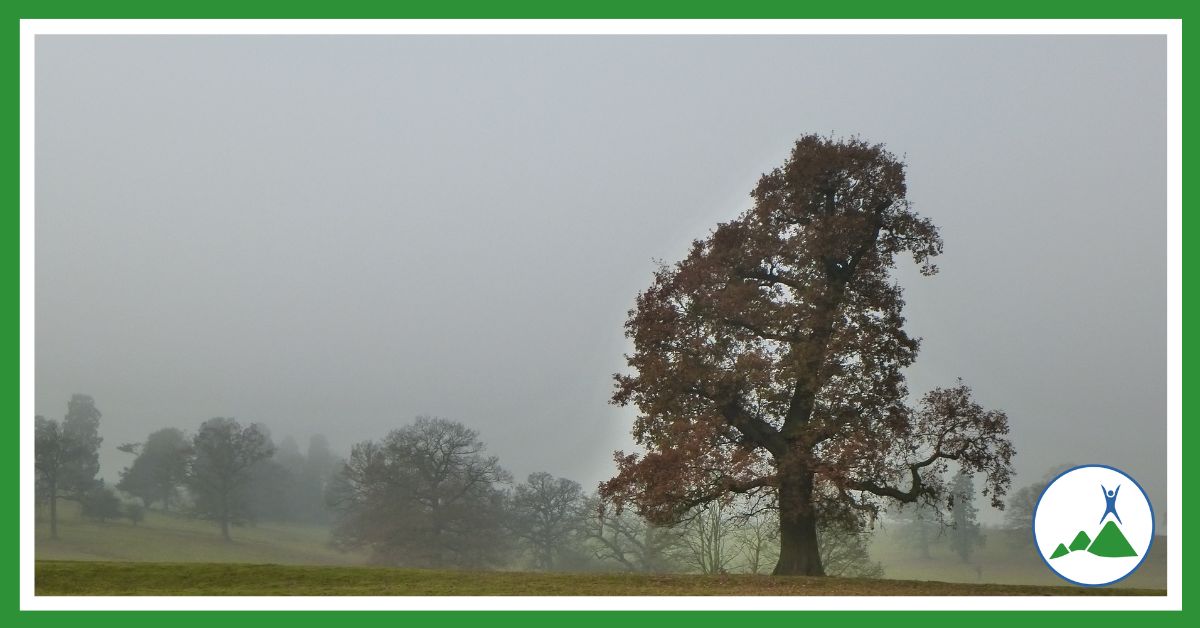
866, 526, 1168, 591
35, 503, 1168, 595
34, 561, 1164, 596
36, 502, 366, 565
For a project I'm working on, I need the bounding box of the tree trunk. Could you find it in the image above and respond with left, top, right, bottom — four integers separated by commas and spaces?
773, 469, 824, 576
219, 493, 231, 541
49, 485, 59, 540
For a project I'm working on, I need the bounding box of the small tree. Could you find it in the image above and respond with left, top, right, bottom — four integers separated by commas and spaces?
80, 485, 122, 522
305, 434, 338, 482
35, 416, 67, 538
736, 510, 779, 575
680, 501, 737, 574
948, 471, 984, 563
1004, 464, 1073, 547
34, 395, 105, 539
117, 427, 191, 512
328, 416, 511, 568
895, 501, 942, 559
509, 472, 587, 570
731, 508, 881, 577
242, 456, 301, 522
296, 434, 340, 523
187, 417, 275, 540
818, 518, 883, 578
125, 501, 146, 526
62, 395, 103, 487
239, 434, 337, 524
585, 499, 685, 573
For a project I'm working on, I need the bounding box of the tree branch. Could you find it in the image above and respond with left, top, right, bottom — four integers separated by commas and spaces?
733, 267, 804, 291
720, 317, 797, 343
677, 475, 778, 514
720, 399, 787, 458
846, 446, 959, 503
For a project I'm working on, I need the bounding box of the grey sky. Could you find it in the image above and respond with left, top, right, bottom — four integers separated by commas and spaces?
35, 35, 1167, 525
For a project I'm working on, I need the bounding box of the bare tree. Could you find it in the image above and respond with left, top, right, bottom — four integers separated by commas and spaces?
732, 507, 881, 577
509, 472, 587, 570
818, 519, 884, 578
736, 510, 779, 575
585, 499, 683, 573
680, 501, 737, 574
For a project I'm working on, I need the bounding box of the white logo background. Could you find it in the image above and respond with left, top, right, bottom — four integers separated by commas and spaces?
1033, 465, 1154, 586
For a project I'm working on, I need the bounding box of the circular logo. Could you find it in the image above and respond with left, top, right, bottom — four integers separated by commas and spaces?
1032, 465, 1154, 586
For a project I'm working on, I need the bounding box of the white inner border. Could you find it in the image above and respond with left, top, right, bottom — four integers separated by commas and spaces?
19, 18, 1183, 612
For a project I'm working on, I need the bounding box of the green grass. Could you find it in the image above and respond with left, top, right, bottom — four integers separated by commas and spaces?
35, 503, 1168, 595
34, 560, 1165, 596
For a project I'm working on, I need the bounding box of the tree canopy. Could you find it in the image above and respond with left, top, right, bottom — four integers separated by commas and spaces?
117, 427, 191, 511
328, 416, 511, 568
34, 394, 105, 539
508, 472, 588, 570
186, 417, 276, 540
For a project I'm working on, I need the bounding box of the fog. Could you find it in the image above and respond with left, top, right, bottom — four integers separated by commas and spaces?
35, 34, 1166, 528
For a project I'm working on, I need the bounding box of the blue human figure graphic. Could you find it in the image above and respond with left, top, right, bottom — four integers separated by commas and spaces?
1100, 484, 1122, 525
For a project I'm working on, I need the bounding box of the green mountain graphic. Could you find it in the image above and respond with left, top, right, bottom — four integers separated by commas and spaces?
1087, 520, 1138, 557
1048, 519, 1138, 559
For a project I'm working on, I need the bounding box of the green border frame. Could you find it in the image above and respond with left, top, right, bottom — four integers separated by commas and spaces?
11, 1, 1189, 623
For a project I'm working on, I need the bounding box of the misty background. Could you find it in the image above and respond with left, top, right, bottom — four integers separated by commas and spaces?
35, 35, 1166, 527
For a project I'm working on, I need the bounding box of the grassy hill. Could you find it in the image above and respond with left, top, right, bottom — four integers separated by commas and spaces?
36, 501, 365, 565
35, 561, 1163, 596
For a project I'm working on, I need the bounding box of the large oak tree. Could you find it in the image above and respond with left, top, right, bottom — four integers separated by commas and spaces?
601, 135, 1015, 576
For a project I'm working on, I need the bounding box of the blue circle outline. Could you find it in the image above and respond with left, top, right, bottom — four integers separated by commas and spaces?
1031, 463, 1155, 587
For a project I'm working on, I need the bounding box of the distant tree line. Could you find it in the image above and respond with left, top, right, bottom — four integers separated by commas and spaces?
38, 394, 1019, 576
893, 470, 985, 564
324, 414, 889, 575
885, 467, 1082, 581
32, 396, 895, 574
35, 394, 342, 542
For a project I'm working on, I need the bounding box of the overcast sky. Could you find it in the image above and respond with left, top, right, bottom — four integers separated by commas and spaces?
35, 35, 1167, 525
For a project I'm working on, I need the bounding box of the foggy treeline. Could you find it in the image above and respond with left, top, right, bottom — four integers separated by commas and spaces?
36, 393, 1063, 577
